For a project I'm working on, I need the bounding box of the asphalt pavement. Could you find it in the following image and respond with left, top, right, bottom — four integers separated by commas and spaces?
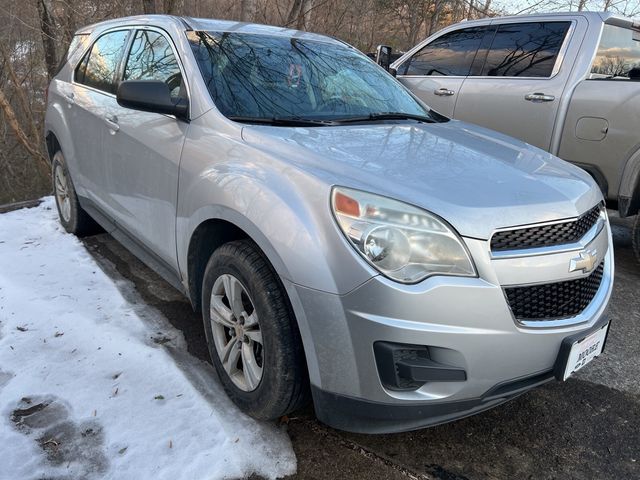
81, 215, 640, 480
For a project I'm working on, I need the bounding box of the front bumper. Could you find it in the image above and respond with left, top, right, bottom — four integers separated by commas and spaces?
310, 315, 609, 433
287, 222, 613, 433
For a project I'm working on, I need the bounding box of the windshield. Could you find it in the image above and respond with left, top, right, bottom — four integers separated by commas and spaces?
187, 31, 433, 123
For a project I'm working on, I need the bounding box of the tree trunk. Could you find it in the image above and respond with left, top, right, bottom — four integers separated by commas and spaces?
163, 0, 183, 14
428, 0, 444, 35
142, 0, 156, 14
62, 0, 76, 46
482, 0, 492, 16
286, 0, 314, 30
36, 0, 57, 80
240, 0, 256, 22
0, 89, 49, 174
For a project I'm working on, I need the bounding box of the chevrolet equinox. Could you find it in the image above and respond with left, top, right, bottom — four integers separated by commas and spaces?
44, 15, 613, 433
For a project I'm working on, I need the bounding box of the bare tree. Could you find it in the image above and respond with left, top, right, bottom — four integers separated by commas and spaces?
36, 0, 57, 79
239, 0, 256, 21
286, 0, 315, 29
163, 0, 184, 14
142, 0, 156, 14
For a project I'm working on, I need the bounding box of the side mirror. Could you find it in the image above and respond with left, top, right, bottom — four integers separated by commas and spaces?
116, 80, 188, 121
376, 45, 393, 72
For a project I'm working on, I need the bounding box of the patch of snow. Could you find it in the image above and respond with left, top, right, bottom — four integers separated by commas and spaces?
0, 198, 296, 479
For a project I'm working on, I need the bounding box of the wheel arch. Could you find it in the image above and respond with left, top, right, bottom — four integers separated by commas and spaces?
45, 131, 61, 161
184, 211, 295, 312
43, 109, 77, 172
618, 146, 640, 217
184, 214, 324, 387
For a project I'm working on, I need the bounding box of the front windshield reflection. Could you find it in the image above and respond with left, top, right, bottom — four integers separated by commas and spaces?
187, 31, 431, 122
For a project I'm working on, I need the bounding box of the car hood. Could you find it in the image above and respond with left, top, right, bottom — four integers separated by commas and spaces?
241, 120, 602, 240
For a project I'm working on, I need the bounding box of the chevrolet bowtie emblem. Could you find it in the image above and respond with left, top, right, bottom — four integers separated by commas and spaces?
569, 249, 598, 274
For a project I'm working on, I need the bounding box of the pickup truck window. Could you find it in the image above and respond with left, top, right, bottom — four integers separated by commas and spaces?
590, 24, 640, 80
75, 30, 130, 94
187, 31, 431, 122
482, 22, 571, 77
400, 27, 487, 76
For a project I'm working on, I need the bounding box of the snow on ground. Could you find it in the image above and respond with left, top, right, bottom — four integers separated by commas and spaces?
0, 198, 296, 480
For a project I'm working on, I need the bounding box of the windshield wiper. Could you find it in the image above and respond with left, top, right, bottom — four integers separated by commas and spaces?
331, 112, 438, 124
227, 116, 335, 127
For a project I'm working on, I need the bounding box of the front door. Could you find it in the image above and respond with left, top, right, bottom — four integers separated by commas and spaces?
394, 26, 490, 117
454, 20, 578, 151
102, 28, 188, 271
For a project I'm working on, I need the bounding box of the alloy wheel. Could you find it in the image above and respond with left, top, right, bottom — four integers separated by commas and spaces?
53, 161, 71, 223
209, 273, 264, 392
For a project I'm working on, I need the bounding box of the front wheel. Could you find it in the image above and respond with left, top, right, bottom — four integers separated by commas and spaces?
633, 214, 640, 263
202, 240, 308, 419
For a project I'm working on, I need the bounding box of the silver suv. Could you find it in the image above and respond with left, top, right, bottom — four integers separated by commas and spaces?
45, 15, 613, 433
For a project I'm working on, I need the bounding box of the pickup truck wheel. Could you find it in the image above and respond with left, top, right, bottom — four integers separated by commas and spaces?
633, 214, 640, 263
52, 151, 99, 236
202, 239, 308, 419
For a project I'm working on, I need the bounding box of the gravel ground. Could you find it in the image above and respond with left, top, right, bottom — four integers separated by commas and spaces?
81, 215, 640, 480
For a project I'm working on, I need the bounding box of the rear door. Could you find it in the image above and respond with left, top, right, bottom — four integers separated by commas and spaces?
454, 20, 576, 151
70, 29, 132, 208
394, 26, 490, 117
102, 27, 189, 271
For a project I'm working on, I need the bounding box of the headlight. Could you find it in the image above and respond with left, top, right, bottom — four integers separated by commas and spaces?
331, 186, 476, 283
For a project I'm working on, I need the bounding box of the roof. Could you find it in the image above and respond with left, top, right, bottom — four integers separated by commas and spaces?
433, 10, 638, 31
76, 14, 343, 45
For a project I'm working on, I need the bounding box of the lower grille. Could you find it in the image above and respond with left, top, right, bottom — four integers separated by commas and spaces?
504, 262, 604, 321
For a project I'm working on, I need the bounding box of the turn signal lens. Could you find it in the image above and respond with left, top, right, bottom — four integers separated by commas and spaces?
333, 191, 360, 217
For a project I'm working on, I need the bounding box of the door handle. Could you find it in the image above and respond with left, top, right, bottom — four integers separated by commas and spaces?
104, 115, 120, 133
64, 92, 74, 107
524, 92, 555, 102
434, 88, 455, 97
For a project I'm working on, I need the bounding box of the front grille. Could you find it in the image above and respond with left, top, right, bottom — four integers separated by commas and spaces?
504, 262, 604, 321
491, 204, 602, 252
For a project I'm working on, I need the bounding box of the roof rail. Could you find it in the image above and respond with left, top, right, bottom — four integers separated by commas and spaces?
178, 16, 196, 31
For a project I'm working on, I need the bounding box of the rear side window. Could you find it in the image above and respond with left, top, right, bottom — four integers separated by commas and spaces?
75, 30, 130, 94
124, 30, 183, 99
55, 33, 90, 76
590, 24, 640, 79
481, 22, 571, 77
401, 27, 487, 76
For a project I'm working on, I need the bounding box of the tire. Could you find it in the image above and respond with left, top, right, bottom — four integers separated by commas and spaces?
633, 214, 640, 264
201, 239, 308, 419
51, 150, 99, 236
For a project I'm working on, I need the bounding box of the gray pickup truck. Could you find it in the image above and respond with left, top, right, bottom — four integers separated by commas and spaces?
378, 12, 640, 259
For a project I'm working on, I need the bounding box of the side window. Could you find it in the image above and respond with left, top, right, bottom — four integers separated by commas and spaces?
401, 27, 487, 76
75, 30, 130, 94
590, 24, 640, 80
482, 22, 571, 77
55, 33, 90, 77
124, 30, 183, 99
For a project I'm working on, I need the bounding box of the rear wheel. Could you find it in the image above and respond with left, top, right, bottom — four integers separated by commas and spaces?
52, 151, 99, 236
202, 240, 308, 419
633, 214, 640, 263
